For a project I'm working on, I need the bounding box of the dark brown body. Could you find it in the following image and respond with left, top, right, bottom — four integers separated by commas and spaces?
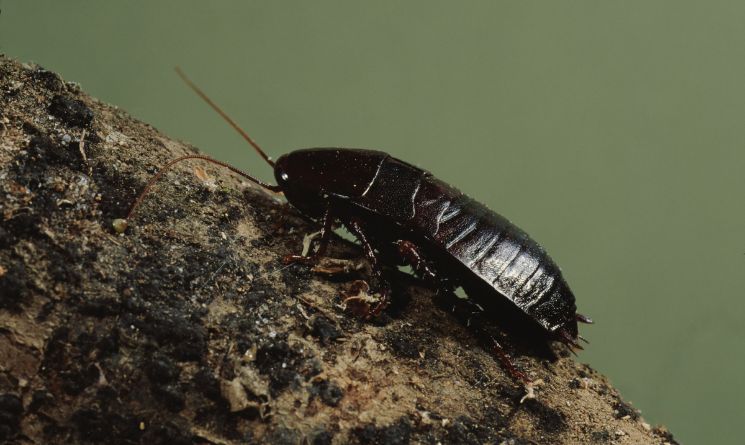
127, 72, 587, 383
275, 148, 579, 339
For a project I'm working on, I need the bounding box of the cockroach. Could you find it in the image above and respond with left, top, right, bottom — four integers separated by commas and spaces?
123, 69, 591, 384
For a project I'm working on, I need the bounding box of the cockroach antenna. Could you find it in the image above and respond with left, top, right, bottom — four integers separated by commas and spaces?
174, 67, 275, 167
125, 154, 280, 221
119, 69, 281, 230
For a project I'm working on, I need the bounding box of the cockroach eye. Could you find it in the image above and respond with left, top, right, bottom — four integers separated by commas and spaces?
280, 172, 289, 182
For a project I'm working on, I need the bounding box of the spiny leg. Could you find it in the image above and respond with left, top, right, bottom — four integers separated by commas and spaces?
557, 327, 584, 355
394, 239, 453, 292
448, 297, 534, 386
344, 217, 391, 318
491, 338, 531, 385
283, 205, 334, 265
394, 240, 530, 385
442, 289, 532, 384
395, 240, 437, 280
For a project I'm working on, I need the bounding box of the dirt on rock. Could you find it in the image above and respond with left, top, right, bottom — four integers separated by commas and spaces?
0, 54, 678, 444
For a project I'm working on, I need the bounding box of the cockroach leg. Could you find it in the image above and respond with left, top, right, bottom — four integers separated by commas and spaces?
345, 217, 392, 318
557, 328, 583, 354
368, 288, 392, 318
282, 206, 334, 265
395, 240, 437, 281
491, 338, 531, 385
394, 239, 454, 294
576, 313, 594, 324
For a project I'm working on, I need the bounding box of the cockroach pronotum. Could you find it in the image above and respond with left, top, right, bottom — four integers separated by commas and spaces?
122, 69, 591, 386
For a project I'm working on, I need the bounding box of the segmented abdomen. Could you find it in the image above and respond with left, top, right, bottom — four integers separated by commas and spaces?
353, 155, 576, 334
411, 175, 575, 332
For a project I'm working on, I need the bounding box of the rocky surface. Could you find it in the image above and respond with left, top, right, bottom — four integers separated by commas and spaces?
0, 55, 678, 444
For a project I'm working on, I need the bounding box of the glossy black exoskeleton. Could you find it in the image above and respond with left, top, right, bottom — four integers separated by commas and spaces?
126, 70, 592, 383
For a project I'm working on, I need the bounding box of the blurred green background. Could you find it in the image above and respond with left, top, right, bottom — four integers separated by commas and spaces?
2, 2, 743, 443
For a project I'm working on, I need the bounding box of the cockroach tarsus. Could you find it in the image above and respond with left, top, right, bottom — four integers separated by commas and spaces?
124, 68, 592, 386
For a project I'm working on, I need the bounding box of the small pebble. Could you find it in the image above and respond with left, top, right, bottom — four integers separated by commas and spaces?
112, 218, 128, 234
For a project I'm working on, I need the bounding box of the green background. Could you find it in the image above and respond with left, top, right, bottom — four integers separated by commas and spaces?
2, 2, 743, 443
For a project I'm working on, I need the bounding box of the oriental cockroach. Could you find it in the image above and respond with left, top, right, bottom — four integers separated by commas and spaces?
122, 69, 592, 385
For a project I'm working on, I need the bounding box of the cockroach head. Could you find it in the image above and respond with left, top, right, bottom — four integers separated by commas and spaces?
273, 150, 331, 218
274, 148, 386, 219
